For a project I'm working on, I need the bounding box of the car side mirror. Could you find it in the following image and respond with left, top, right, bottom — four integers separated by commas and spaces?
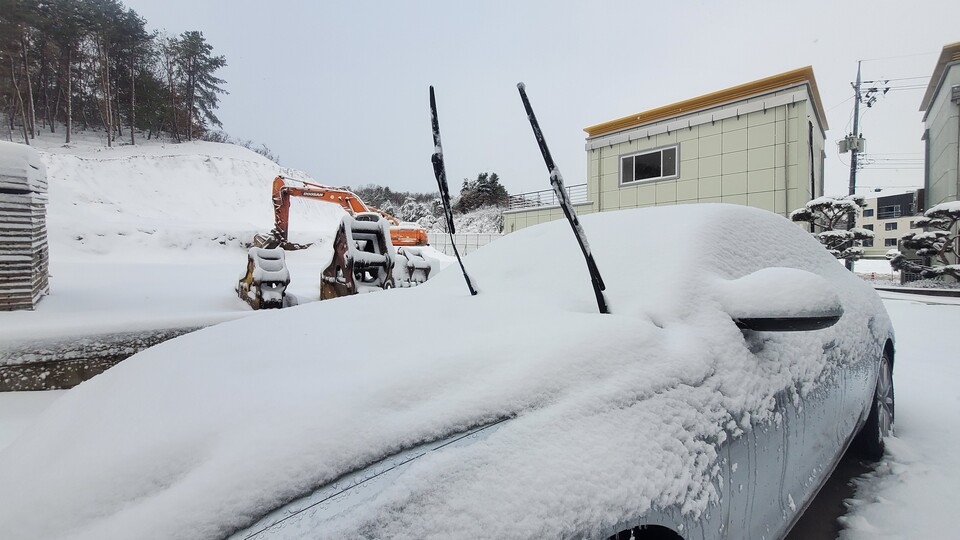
715, 267, 843, 332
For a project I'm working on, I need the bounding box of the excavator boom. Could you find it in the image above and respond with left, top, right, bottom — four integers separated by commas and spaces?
265, 176, 428, 249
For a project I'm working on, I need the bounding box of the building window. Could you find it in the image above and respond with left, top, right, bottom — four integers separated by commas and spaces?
863, 224, 874, 231
863, 208, 874, 217
863, 238, 874, 247
884, 238, 898, 247
878, 205, 902, 219
621, 146, 678, 185
909, 221, 918, 228
885, 222, 898, 231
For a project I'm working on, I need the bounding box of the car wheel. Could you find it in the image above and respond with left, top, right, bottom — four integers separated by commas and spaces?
856, 352, 894, 461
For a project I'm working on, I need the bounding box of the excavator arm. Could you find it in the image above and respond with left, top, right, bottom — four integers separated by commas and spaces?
266, 176, 428, 248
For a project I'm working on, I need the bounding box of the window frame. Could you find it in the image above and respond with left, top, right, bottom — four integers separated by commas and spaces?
863, 208, 874, 217
885, 222, 898, 231
878, 205, 902, 219
884, 238, 898, 247
619, 145, 680, 187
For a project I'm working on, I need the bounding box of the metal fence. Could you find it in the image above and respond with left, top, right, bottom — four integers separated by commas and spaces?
900, 258, 925, 284
507, 183, 588, 210
427, 233, 502, 257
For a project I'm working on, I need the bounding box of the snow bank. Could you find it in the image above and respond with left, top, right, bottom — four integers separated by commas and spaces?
0, 204, 891, 539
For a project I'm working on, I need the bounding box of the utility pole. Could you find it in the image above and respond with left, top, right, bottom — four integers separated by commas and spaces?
840, 61, 866, 271
848, 61, 862, 204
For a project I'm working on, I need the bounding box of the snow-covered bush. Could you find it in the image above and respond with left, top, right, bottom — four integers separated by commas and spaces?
790, 195, 873, 261
398, 197, 432, 222
890, 201, 960, 281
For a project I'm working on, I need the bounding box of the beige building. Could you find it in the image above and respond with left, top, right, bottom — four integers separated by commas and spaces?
920, 42, 960, 265
504, 67, 828, 233
921, 42, 960, 210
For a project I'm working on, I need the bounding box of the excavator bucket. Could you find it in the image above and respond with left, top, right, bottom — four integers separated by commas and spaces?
395, 246, 432, 286
237, 247, 290, 309
320, 215, 396, 300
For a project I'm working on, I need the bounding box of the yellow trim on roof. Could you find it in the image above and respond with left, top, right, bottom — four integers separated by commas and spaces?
920, 42, 960, 113
584, 66, 827, 137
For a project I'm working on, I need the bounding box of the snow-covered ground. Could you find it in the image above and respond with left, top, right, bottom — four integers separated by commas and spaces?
0, 134, 449, 341
0, 390, 64, 451
838, 292, 960, 539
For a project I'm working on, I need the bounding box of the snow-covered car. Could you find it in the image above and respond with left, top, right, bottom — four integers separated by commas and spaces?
0, 204, 894, 540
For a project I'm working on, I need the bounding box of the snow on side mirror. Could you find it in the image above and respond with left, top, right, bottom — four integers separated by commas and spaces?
714, 267, 843, 332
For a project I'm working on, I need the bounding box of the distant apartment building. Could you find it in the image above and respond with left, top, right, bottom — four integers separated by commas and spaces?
921, 42, 960, 209
859, 190, 924, 258
504, 67, 827, 233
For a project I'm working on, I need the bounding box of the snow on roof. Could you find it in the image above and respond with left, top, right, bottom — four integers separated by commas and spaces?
0, 204, 891, 539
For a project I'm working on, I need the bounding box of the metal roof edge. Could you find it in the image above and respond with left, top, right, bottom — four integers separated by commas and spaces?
584, 66, 827, 137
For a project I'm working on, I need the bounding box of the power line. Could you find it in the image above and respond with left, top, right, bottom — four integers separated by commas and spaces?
861, 51, 938, 62
826, 95, 855, 113
864, 76, 929, 83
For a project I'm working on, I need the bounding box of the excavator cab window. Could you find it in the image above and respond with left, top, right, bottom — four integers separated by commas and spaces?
354, 212, 380, 223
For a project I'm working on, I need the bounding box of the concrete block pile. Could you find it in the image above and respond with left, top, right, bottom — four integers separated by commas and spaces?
0, 141, 49, 311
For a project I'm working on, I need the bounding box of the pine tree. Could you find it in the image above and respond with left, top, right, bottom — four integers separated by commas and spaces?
176, 30, 225, 140
1, 1, 227, 144
112, 7, 151, 144
890, 202, 960, 280
455, 172, 508, 213
790, 195, 874, 261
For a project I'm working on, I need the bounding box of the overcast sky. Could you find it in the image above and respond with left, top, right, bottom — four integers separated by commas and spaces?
123, 0, 959, 198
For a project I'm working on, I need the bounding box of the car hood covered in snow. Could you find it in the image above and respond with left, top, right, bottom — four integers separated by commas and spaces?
0, 205, 891, 539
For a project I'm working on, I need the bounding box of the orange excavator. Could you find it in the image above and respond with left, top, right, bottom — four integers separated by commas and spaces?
254, 176, 428, 249
239, 176, 433, 310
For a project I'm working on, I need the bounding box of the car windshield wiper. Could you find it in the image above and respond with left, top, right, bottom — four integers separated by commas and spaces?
429, 86, 478, 297
517, 83, 608, 314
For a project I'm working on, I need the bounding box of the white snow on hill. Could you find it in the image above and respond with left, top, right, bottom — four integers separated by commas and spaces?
0, 134, 443, 340
34, 134, 341, 261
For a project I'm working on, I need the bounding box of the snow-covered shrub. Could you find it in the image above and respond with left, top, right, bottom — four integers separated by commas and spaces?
790, 195, 873, 261
890, 201, 960, 281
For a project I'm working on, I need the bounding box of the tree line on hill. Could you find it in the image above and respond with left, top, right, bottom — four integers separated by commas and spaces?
349, 172, 510, 232
0, 0, 226, 146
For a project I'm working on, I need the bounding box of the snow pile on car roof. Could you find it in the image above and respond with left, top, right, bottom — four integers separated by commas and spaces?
0, 204, 891, 539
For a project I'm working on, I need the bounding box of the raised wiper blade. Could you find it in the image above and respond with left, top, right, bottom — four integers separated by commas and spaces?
517, 82, 608, 314
429, 86, 477, 296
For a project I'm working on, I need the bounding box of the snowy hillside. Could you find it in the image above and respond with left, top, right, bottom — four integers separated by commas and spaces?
0, 134, 430, 340
34, 134, 344, 261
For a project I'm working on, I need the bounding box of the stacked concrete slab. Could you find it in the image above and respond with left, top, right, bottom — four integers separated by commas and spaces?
0, 141, 49, 310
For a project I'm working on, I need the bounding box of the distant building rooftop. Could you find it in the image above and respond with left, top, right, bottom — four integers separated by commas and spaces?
583, 66, 827, 138
920, 41, 960, 115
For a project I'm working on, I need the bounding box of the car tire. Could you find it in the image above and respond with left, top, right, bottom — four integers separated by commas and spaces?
855, 352, 894, 461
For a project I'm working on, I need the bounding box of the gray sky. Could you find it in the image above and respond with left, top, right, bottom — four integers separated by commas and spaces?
124, 0, 959, 198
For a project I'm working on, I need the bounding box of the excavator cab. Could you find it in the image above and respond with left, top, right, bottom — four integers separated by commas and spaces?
320, 215, 396, 300
237, 248, 291, 309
